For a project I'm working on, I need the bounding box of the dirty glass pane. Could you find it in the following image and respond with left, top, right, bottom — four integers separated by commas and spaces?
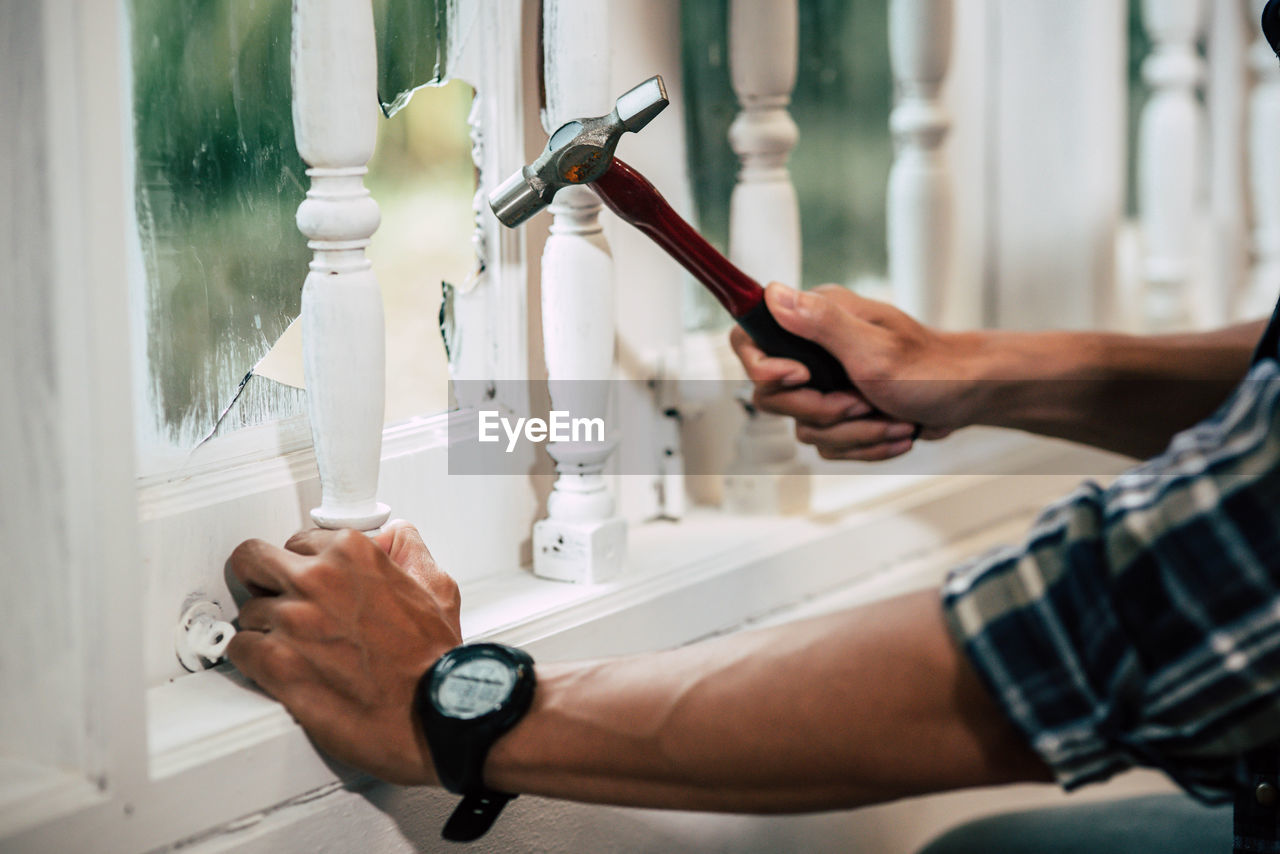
374, 0, 449, 117
128, 0, 464, 461
129, 0, 307, 453
682, 0, 893, 328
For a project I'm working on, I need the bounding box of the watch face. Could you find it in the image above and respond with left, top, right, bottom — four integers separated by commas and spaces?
434, 655, 518, 720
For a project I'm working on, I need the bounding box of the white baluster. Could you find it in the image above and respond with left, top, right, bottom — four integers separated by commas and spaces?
293, 0, 390, 531
888, 0, 953, 324
1137, 0, 1206, 331
533, 0, 626, 583
1205, 0, 1249, 327
1248, 0, 1280, 317
727, 0, 801, 286
722, 0, 810, 517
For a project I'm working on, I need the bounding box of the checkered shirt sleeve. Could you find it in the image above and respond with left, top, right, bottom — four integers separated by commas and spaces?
943, 359, 1280, 798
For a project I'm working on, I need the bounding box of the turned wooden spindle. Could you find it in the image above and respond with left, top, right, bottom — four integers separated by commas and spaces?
1204, 0, 1249, 327
533, 0, 626, 583
1137, 0, 1206, 331
888, 0, 954, 325
721, 0, 809, 517
292, 0, 390, 530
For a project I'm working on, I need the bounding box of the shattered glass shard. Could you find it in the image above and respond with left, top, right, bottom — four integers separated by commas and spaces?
374, 0, 450, 118
251, 315, 305, 389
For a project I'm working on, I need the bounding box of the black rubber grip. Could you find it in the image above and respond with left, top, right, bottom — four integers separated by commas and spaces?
736, 299, 853, 393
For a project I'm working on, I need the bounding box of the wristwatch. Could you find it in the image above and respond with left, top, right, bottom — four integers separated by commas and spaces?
415, 642, 536, 842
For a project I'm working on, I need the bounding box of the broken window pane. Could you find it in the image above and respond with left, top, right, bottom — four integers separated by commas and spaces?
374, 0, 449, 117
128, 0, 307, 454
367, 80, 477, 424
681, 0, 892, 328
127, 0, 467, 461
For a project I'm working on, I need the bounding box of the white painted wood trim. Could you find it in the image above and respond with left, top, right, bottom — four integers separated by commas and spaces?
1137, 0, 1207, 331
137, 408, 539, 686
1205, 0, 1250, 327
722, 0, 807, 517
4, 0, 534, 841
79, 431, 1109, 854
940, 0, 989, 329
888, 0, 954, 325
533, 0, 627, 583
727, 0, 801, 290
293, 0, 391, 531
0, 0, 146, 839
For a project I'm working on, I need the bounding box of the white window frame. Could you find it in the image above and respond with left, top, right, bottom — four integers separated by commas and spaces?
133, 0, 534, 689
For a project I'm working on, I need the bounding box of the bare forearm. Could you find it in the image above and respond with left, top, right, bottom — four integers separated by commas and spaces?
964, 321, 1265, 458
484, 590, 1050, 812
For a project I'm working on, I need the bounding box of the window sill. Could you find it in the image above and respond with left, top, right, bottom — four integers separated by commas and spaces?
145, 429, 1126, 818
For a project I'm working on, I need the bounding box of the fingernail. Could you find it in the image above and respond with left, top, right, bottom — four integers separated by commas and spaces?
782, 370, 808, 387
795, 290, 820, 318
772, 284, 798, 311
843, 402, 869, 419
887, 439, 914, 455
886, 422, 917, 440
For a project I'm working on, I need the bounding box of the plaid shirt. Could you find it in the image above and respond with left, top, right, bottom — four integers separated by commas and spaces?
942, 309, 1280, 851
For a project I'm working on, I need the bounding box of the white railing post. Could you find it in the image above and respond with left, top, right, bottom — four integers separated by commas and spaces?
292, 0, 390, 531
1248, 0, 1280, 317
722, 0, 809, 517
534, 0, 626, 583
888, 0, 953, 324
1137, 0, 1206, 331
1205, 0, 1250, 327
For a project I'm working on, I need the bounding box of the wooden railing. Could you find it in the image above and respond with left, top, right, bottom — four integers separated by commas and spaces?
1139, 0, 1280, 328
889, 0, 954, 325
532, 0, 628, 583
722, 0, 809, 516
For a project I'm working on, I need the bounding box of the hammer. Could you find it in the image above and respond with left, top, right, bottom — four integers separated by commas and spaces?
489, 76, 852, 393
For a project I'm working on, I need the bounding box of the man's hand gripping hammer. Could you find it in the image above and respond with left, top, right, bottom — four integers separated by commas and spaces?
488, 75, 853, 393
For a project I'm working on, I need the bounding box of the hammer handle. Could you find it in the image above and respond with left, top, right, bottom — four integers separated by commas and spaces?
593, 159, 854, 393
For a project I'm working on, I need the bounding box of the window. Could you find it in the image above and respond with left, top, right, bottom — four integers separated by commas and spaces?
128, 0, 473, 469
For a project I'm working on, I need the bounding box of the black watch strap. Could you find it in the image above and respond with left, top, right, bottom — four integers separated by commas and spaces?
442, 791, 517, 843
417, 643, 536, 843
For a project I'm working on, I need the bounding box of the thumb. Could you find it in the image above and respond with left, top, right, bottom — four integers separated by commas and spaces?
764, 283, 877, 369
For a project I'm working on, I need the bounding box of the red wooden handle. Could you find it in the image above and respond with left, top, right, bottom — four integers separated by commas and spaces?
592, 158, 764, 319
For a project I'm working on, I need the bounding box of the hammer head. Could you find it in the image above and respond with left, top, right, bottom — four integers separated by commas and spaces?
489, 76, 668, 227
